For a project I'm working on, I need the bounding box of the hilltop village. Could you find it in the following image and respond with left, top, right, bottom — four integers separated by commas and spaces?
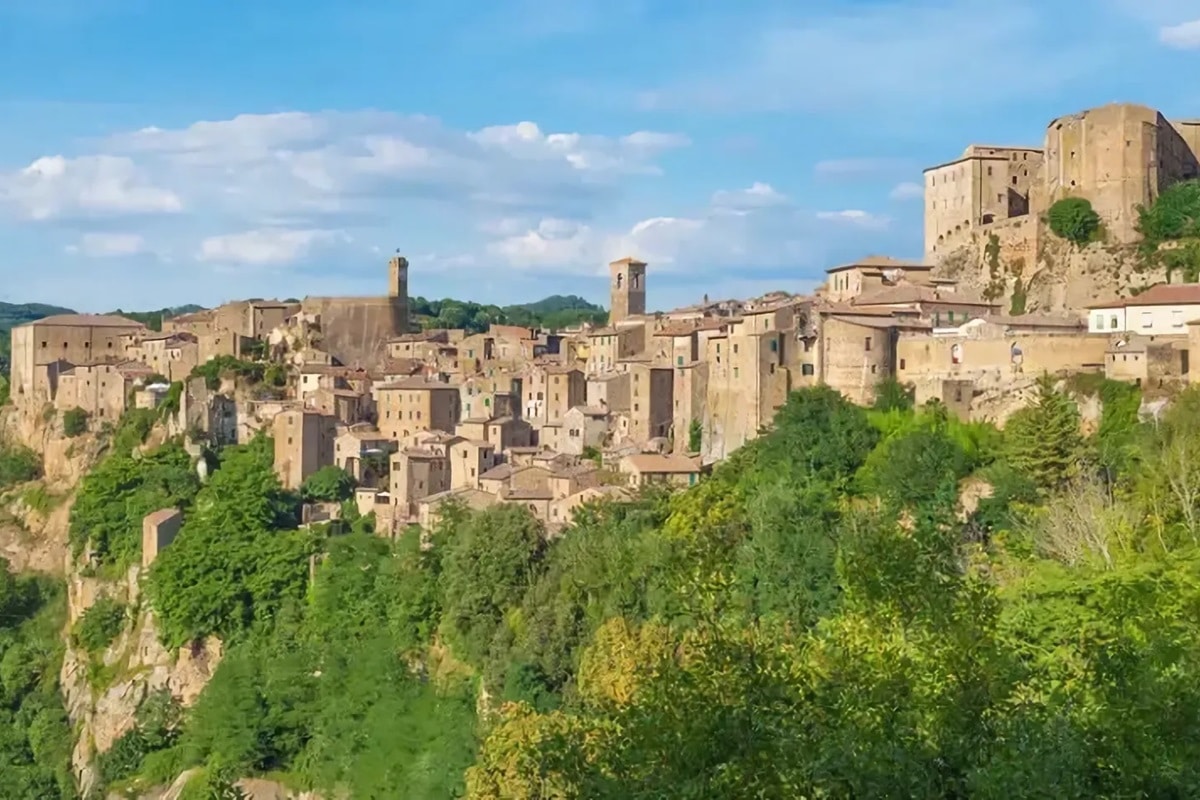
7, 100, 1200, 540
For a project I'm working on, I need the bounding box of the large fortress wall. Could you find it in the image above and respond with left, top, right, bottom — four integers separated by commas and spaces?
300, 296, 405, 369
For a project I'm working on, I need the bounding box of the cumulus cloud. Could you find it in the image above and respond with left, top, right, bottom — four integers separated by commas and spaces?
711, 182, 788, 210
65, 232, 147, 258
486, 184, 892, 276
889, 181, 924, 200
197, 228, 345, 266
1160, 19, 1200, 48
80, 111, 691, 225
0, 154, 182, 220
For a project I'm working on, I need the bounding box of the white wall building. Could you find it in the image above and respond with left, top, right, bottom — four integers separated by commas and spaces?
1087, 285, 1200, 336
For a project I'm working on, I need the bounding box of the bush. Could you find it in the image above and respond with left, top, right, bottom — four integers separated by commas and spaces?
190, 356, 265, 391
0, 375, 9, 407
62, 407, 88, 438
301, 466, 355, 503
73, 597, 127, 654
1047, 197, 1101, 245
0, 440, 41, 489
1137, 179, 1200, 245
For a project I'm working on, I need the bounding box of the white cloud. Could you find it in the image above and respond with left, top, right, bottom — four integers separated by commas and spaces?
711, 182, 788, 210
65, 232, 147, 258
197, 228, 344, 266
889, 181, 924, 200
816, 209, 890, 230
0, 154, 182, 220
86, 111, 691, 223
1160, 19, 1200, 48
487, 184, 892, 276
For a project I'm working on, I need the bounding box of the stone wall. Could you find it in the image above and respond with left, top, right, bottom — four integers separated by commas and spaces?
300, 296, 404, 369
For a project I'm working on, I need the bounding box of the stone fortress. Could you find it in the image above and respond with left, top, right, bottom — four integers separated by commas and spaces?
925, 103, 1200, 258
10, 100, 1200, 541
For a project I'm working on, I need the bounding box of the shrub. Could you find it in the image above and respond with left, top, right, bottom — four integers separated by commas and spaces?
301, 465, 355, 503
62, 407, 88, 438
1047, 197, 1101, 245
1137, 178, 1200, 245
73, 597, 127, 654
688, 419, 703, 453
0, 441, 41, 488
0, 375, 9, 407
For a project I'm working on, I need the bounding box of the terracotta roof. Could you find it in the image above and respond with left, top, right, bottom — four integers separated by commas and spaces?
28, 313, 146, 328
506, 488, 553, 500
421, 488, 500, 510
826, 255, 932, 274
480, 463, 523, 481
568, 405, 609, 418
610, 256, 647, 265
622, 453, 701, 474
376, 378, 459, 390
144, 508, 180, 526
981, 313, 1084, 329
853, 283, 993, 308
1088, 283, 1200, 309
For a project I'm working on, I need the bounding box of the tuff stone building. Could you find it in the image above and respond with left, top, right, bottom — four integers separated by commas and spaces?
924, 102, 1200, 259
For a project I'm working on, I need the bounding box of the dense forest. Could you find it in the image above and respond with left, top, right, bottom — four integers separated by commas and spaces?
4, 372, 1198, 797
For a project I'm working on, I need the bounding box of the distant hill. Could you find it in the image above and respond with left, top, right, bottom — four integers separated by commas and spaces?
105, 305, 206, 332
410, 294, 607, 334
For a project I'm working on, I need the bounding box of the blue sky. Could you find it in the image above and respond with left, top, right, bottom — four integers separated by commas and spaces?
0, 0, 1197, 312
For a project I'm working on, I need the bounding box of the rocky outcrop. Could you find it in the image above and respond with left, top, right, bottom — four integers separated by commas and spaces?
935, 222, 1168, 315
62, 558, 224, 797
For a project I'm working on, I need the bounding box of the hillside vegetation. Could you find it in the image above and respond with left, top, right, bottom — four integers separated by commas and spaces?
410, 294, 607, 333
1138, 178, 1200, 282
22, 375, 1200, 797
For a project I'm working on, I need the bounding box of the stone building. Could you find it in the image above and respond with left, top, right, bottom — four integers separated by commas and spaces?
9, 313, 146, 405
1087, 284, 1200, 336
823, 256, 934, 303
273, 409, 336, 491
373, 378, 462, 441
924, 102, 1200, 258
924, 145, 1043, 258
609, 256, 647, 325
54, 360, 152, 421
299, 254, 410, 368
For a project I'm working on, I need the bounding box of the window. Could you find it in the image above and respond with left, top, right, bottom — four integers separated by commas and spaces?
899, 358, 906, 370
677, 355, 684, 366
40, 341, 46, 348
948, 311, 955, 323
1110, 316, 1118, 330
864, 337, 872, 352
1173, 309, 1185, 328
1094, 314, 1103, 329
997, 194, 1003, 202
870, 364, 877, 374
802, 363, 814, 376
1141, 311, 1152, 329
733, 343, 739, 354
769, 339, 778, 352
733, 367, 739, 378
1011, 176, 1018, 185
987, 166, 993, 176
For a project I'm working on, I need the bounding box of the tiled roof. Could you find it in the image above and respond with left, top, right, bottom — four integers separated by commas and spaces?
29, 313, 146, 328
622, 453, 701, 474
1088, 283, 1200, 309
826, 255, 932, 274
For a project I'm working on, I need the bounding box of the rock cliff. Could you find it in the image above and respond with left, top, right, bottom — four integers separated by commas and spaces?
934, 222, 1167, 315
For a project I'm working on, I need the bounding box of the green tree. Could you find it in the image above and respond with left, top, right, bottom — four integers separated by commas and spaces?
0, 439, 40, 488
1137, 179, 1200, 245
687, 419, 702, 453
1005, 374, 1085, 491
62, 407, 88, 437
1047, 197, 1102, 245
72, 597, 127, 654
300, 465, 355, 503
438, 504, 547, 665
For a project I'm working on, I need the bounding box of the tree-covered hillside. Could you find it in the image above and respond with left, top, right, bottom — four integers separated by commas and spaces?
410, 294, 607, 333
35, 373, 1200, 797
0, 301, 74, 374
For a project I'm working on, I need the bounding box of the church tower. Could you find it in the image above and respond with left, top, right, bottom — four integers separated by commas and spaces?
609, 257, 647, 324
388, 253, 411, 334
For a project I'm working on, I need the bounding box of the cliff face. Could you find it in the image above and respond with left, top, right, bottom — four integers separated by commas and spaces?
62, 559, 223, 796
934, 221, 1167, 315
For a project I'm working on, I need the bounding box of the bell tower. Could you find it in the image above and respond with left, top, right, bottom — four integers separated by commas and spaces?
609, 256, 647, 325
388, 252, 410, 334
